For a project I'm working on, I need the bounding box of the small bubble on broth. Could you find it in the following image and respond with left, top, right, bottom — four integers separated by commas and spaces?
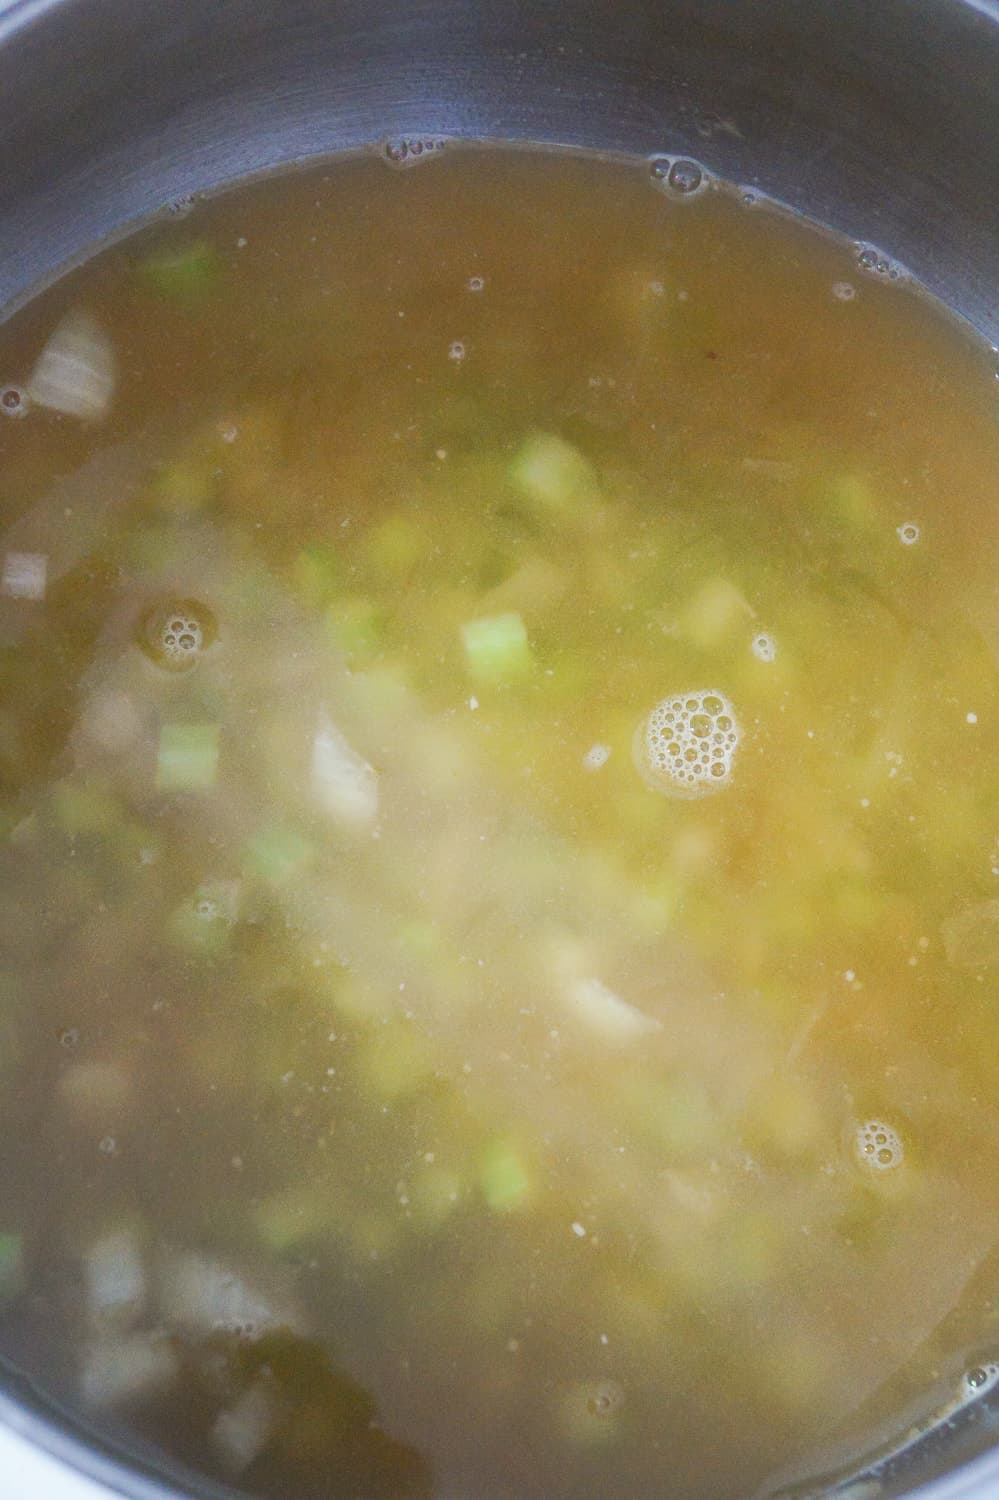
832, 281, 856, 302
854, 1119, 904, 1172
382, 136, 449, 170
634, 690, 741, 798
961, 1363, 999, 1401
751, 632, 777, 663
466, 275, 486, 293
897, 521, 921, 545
0, 384, 29, 418
448, 340, 467, 363
138, 598, 216, 672
582, 743, 611, 771
587, 1380, 624, 1416
648, 156, 707, 196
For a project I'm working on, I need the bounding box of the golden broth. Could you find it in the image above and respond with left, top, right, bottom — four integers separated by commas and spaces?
0, 147, 996, 1500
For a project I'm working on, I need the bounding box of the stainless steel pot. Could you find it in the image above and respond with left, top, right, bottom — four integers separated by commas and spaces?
0, 2, 996, 1497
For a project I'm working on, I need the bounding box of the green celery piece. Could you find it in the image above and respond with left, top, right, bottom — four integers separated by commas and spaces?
156, 723, 220, 792
244, 823, 313, 886
509, 431, 597, 515
138, 240, 222, 304
479, 1137, 532, 1212
292, 544, 340, 610
461, 611, 534, 685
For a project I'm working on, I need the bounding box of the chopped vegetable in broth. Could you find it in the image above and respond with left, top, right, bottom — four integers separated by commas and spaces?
0, 146, 997, 1500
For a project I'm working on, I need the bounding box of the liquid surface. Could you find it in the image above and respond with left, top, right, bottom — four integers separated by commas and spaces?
0, 148, 997, 1500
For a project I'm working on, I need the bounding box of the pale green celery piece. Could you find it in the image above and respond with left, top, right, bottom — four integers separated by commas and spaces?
52, 781, 123, 837
244, 823, 313, 886
324, 597, 384, 663
461, 611, 534, 685
356, 1025, 436, 1102
0, 1234, 23, 1305
156, 723, 220, 792
168, 882, 237, 956
680, 575, 754, 651
509, 431, 597, 515
138, 240, 222, 303
154, 455, 218, 515
364, 513, 427, 577
478, 1137, 532, 1212
291, 544, 340, 610
253, 1186, 334, 1254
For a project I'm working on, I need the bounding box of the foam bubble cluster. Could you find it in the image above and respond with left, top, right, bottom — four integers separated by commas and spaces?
634, 690, 741, 798
854, 1118, 904, 1172
139, 599, 216, 672
751, 632, 777, 663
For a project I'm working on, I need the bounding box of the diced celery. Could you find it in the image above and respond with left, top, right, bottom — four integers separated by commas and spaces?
461, 611, 534, 685
244, 823, 313, 886
324, 597, 384, 663
156, 723, 220, 792
0, 1233, 23, 1305
168, 880, 239, 955
138, 240, 222, 303
478, 1137, 532, 1212
253, 1186, 332, 1253
154, 455, 217, 515
52, 781, 122, 837
509, 431, 597, 515
364, 513, 426, 576
680, 575, 753, 651
291, 543, 340, 610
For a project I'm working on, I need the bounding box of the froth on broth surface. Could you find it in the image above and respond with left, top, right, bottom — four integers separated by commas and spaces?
0, 147, 997, 1500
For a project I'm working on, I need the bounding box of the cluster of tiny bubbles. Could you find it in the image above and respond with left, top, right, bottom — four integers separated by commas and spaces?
582, 743, 611, 772
648, 156, 707, 196
382, 136, 449, 169
896, 522, 921, 546
634, 690, 741, 799
448, 340, 467, 364
164, 194, 195, 218
832, 281, 857, 302
751, 632, 777, 663
0, 384, 29, 419
138, 598, 217, 672
960, 1362, 999, 1402
854, 1119, 904, 1172
857, 245, 903, 281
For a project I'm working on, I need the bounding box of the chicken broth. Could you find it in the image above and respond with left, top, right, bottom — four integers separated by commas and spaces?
0, 147, 997, 1500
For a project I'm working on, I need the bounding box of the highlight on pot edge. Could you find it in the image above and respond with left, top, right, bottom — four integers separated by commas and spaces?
0, 143, 996, 1500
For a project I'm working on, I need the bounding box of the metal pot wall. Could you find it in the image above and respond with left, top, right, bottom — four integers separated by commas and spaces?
0, 2, 996, 1498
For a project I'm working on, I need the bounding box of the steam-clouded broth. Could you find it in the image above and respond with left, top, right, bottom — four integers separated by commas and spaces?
0, 147, 997, 1500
